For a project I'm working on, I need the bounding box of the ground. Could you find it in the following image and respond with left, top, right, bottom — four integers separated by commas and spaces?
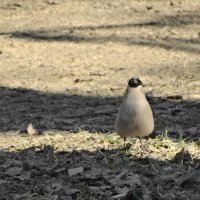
0, 0, 200, 199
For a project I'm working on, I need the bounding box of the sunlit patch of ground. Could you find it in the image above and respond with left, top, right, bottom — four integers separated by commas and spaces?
0, 131, 199, 160
0, 131, 200, 199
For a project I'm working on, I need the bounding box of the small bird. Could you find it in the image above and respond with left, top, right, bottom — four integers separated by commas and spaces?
115, 77, 154, 148
27, 123, 39, 138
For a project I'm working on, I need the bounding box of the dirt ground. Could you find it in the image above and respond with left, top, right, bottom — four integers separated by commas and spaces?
0, 0, 200, 199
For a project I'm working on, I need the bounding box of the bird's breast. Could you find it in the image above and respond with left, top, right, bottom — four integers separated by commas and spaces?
115, 98, 154, 138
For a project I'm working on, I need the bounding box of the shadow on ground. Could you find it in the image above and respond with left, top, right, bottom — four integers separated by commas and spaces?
0, 87, 199, 139
9, 30, 200, 54
0, 146, 199, 199
1, 11, 200, 54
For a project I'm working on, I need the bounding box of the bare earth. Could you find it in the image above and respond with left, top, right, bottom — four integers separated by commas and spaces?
0, 0, 200, 199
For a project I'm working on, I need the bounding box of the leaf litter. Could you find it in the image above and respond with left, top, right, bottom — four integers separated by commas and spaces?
0, 138, 199, 200
0, 0, 200, 199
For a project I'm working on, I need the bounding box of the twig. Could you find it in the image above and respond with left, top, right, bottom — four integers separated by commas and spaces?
8, 184, 25, 193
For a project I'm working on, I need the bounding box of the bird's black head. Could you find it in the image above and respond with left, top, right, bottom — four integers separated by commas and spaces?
128, 77, 143, 88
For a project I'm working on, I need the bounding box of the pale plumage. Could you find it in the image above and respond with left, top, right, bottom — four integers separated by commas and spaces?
115, 77, 154, 142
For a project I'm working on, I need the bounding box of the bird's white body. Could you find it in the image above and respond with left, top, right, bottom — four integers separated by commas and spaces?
115, 85, 154, 138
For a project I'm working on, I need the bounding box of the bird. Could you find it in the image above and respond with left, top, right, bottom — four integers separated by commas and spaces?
27, 123, 39, 138
115, 77, 154, 149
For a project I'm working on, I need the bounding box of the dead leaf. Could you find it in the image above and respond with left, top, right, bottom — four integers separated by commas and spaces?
115, 186, 129, 197
68, 167, 84, 176
4, 167, 22, 176
114, 170, 129, 179
187, 127, 199, 133
50, 182, 63, 192
64, 188, 80, 195
110, 172, 142, 188
142, 186, 152, 200
17, 171, 31, 180
111, 192, 128, 199
160, 171, 181, 182
89, 186, 111, 191
0, 179, 7, 185
54, 166, 66, 173
175, 170, 199, 186
123, 174, 142, 187
109, 170, 128, 185
89, 186, 109, 195
84, 167, 102, 178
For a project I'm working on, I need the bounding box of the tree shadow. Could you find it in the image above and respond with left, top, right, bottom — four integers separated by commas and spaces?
1, 11, 200, 53
4, 29, 200, 54
0, 87, 120, 133
0, 146, 199, 199
0, 87, 199, 140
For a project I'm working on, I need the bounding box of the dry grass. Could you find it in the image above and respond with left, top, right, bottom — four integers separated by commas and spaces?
0, 0, 200, 199
0, 131, 199, 161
